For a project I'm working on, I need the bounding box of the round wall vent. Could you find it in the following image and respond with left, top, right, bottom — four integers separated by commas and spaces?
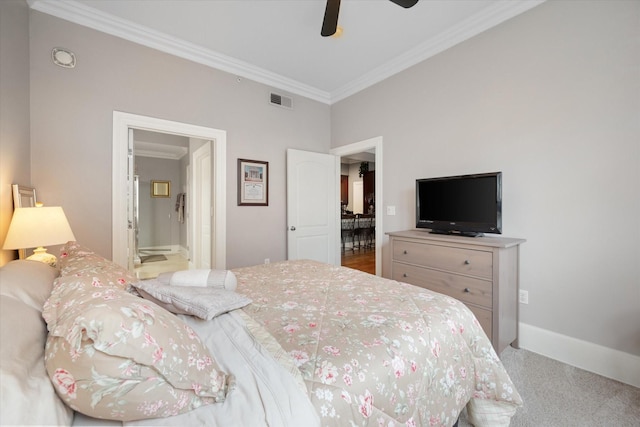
52, 48, 76, 68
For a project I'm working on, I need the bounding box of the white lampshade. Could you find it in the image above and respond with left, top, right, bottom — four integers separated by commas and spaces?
3, 206, 75, 265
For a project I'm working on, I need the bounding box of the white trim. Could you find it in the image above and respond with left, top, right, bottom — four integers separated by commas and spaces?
137, 245, 179, 254
28, 0, 545, 105
134, 140, 188, 160
330, 137, 383, 276
518, 322, 640, 388
112, 111, 226, 270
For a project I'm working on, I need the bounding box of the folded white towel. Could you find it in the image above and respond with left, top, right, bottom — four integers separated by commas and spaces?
132, 279, 250, 320
171, 269, 210, 287
157, 269, 237, 291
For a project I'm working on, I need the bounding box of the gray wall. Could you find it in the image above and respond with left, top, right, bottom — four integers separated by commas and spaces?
0, 0, 30, 265
27, 10, 330, 268
135, 156, 181, 249
133, 130, 189, 251
331, 1, 640, 356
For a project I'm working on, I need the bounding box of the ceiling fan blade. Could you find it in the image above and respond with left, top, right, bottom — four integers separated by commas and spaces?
389, 0, 419, 8
321, 0, 341, 37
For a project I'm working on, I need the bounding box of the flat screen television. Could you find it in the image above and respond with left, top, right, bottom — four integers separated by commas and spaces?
416, 172, 502, 237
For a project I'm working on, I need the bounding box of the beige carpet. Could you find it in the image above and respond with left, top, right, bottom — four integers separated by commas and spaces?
458, 346, 640, 426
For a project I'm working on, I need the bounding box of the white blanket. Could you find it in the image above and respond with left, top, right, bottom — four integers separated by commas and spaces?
73, 311, 319, 427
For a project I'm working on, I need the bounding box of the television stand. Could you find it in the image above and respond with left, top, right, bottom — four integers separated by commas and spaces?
429, 229, 484, 238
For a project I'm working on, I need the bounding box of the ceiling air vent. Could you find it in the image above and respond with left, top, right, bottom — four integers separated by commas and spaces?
269, 92, 293, 109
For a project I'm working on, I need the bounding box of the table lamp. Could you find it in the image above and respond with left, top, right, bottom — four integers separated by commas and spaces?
2, 205, 76, 266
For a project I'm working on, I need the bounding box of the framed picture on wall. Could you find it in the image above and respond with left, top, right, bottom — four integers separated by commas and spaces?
151, 180, 171, 198
12, 184, 37, 209
11, 184, 37, 259
238, 158, 268, 206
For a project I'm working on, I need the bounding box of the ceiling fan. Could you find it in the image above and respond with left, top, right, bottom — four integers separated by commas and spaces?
321, 0, 419, 37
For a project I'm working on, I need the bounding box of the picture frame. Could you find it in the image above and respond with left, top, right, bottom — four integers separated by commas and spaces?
151, 180, 171, 198
12, 184, 37, 209
11, 184, 37, 259
238, 158, 269, 206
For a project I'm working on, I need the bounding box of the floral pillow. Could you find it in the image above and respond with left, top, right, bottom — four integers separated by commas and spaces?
43, 246, 231, 421
56, 241, 137, 292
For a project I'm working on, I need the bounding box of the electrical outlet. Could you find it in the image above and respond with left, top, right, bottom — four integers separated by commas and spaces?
519, 290, 529, 304
264, 258, 270, 265
386, 206, 396, 215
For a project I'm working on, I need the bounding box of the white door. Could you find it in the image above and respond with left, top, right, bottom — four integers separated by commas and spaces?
191, 141, 212, 268
185, 164, 191, 262
132, 174, 140, 266
127, 129, 136, 271
286, 149, 338, 264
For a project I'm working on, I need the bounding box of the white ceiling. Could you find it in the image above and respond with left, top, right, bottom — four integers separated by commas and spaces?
29, 0, 545, 104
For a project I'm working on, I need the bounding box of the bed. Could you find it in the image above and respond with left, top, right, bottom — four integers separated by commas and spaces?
0, 242, 522, 426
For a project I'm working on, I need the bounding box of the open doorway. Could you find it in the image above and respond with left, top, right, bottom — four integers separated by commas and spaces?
131, 130, 207, 279
112, 111, 227, 272
330, 137, 383, 276
339, 153, 375, 274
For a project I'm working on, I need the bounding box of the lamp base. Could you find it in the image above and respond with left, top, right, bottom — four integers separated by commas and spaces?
26, 247, 57, 267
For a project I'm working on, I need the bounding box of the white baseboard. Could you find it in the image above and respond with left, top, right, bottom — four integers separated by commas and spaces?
518, 323, 640, 388
138, 245, 172, 253
139, 245, 185, 254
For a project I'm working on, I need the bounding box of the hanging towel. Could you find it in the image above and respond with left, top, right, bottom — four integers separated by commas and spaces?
175, 192, 186, 223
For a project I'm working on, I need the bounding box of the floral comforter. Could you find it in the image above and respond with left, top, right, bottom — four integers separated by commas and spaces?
234, 260, 522, 427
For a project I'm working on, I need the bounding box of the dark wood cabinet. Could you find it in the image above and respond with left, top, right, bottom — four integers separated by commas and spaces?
341, 175, 349, 205
363, 170, 375, 213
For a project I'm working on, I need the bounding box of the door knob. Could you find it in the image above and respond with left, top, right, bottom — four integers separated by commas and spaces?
290, 226, 296, 231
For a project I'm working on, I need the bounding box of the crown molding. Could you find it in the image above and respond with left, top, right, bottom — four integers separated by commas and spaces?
28, 0, 331, 104
330, 0, 546, 103
29, 0, 545, 105
133, 141, 188, 160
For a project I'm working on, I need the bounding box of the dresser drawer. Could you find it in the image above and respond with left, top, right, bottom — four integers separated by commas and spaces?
388, 230, 525, 354
392, 240, 493, 279
467, 305, 492, 341
392, 262, 492, 308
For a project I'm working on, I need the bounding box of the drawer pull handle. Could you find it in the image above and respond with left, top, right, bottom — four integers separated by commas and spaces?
403, 273, 408, 278
403, 250, 408, 255
464, 288, 471, 293
464, 260, 470, 265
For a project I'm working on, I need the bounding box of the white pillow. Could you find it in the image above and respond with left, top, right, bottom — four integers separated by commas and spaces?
0, 260, 73, 426
0, 259, 57, 310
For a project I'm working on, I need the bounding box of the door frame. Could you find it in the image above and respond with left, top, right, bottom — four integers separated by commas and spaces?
112, 111, 227, 269
190, 141, 212, 269
330, 136, 383, 276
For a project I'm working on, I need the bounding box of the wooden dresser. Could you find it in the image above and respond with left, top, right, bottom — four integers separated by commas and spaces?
388, 230, 525, 354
